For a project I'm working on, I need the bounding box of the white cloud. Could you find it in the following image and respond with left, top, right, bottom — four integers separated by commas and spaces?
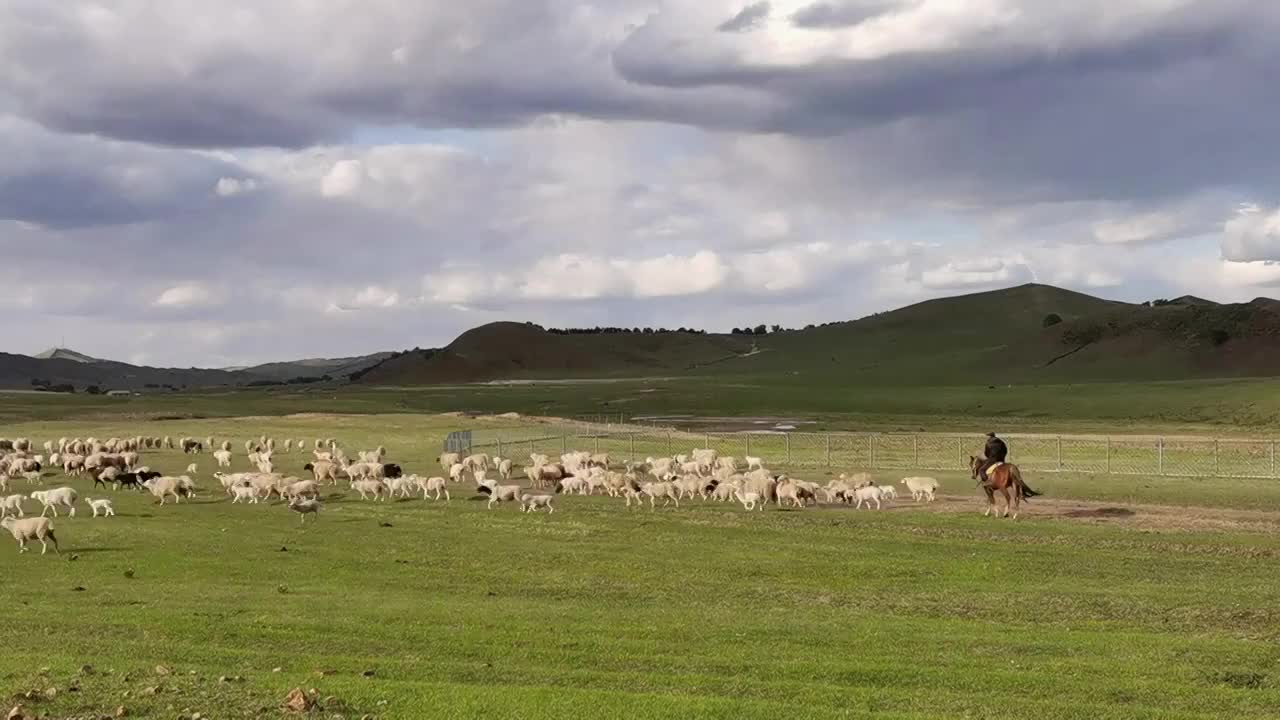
920, 258, 1035, 290
153, 283, 215, 308
215, 177, 258, 197
321, 159, 365, 198
1221, 203, 1280, 262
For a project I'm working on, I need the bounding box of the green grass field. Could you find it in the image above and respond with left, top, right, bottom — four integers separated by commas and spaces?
4, 409, 1280, 719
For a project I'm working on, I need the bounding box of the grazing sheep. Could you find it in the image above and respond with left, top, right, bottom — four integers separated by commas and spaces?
734, 489, 765, 511
288, 497, 321, 524
284, 439, 293, 454
853, 484, 884, 510
463, 453, 490, 472
1, 516, 59, 554
181, 438, 203, 454
1, 494, 25, 518
295, 439, 306, 454
448, 462, 466, 483
186, 463, 199, 474
0, 474, 8, 493
221, 440, 232, 452
31, 487, 78, 517
497, 458, 514, 480
86, 498, 115, 518
414, 476, 450, 502
213, 449, 233, 468
900, 477, 939, 502
521, 494, 555, 513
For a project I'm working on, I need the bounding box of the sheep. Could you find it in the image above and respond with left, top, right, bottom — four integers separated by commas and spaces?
295, 439, 306, 454
143, 476, 185, 505
497, 458, 514, 481
303, 461, 339, 485
673, 474, 704, 500
186, 462, 199, 474
556, 477, 587, 495
462, 453, 490, 472
1, 516, 59, 554
879, 485, 898, 501
31, 487, 78, 517
230, 484, 260, 504
648, 457, 676, 478
448, 462, 466, 483
86, 498, 115, 518
283, 480, 320, 501
839, 472, 874, 489
589, 453, 611, 468
181, 438, 203, 454
93, 466, 122, 489
477, 481, 521, 509
711, 481, 738, 502
351, 478, 388, 501
775, 478, 810, 509
529, 453, 549, 468
0, 474, 8, 493
823, 480, 852, 504
284, 439, 293, 454
386, 476, 416, 499
900, 476, 939, 502
213, 449, 232, 468
640, 481, 680, 510
1, 494, 25, 518
521, 494, 555, 513
853, 484, 883, 510
62, 454, 86, 476
288, 497, 321, 524
221, 440, 232, 452
414, 476, 450, 502
734, 489, 765, 511
715, 456, 739, 472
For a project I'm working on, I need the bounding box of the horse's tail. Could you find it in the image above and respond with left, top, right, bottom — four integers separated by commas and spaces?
1011, 465, 1040, 499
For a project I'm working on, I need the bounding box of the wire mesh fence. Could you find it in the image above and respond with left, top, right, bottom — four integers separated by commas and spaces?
449, 421, 1280, 479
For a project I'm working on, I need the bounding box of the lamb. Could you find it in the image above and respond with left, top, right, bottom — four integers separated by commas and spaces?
497, 458, 514, 481
521, 494, 555, 513
31, 487, 78, 517
414, 476, 450, 502
1, 516, 59, 554
879, 485, 898, 501
385, 476, 416, 499
283, 480, 321, 501
734, 489, 765, 511
1, 494, 25, 518
288, 497, 321, 524
295, 439, 306, 454
86, 498, 115, 518
556, 477, 587, 495
284, 439, 293, 454
213, 449, 233, 468
448, 462, 466, 483
853, 484, 883, 510
900, 476, 939, 502
186, 463, 199, 474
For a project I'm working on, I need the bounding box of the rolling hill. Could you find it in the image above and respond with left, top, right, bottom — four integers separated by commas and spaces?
358, 284, 1280, 386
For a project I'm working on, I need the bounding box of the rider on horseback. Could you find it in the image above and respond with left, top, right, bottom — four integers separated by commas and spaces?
976, 432, 1008, 484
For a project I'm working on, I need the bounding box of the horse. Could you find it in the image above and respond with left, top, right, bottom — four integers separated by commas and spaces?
969, 456, 1040, 519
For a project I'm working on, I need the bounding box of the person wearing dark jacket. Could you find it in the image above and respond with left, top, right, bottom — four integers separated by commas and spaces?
976, 432, 1008, 483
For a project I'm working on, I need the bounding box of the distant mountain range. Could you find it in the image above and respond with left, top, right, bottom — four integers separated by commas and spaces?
2, 349, 394, 391
11, 283, 1280, 392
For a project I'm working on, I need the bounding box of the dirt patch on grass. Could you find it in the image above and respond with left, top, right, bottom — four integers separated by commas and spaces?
899, 493, 1280, 533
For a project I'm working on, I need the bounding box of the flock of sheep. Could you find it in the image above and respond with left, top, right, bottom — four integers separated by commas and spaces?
0, 435, 942, 557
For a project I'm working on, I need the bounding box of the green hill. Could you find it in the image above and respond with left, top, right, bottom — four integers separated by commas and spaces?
358, 284, 1280, 386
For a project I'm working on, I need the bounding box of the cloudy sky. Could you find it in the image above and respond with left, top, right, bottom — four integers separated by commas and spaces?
3, 1, 1280, 367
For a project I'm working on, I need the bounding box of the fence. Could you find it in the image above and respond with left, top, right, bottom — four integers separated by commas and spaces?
448, 421, 1280, 479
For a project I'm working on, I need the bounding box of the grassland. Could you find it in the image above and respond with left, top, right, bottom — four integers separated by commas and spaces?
4, 410, 1280, 719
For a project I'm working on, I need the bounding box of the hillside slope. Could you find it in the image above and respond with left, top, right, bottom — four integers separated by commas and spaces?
360, 284, 1280, 386
356, 322, 753, 384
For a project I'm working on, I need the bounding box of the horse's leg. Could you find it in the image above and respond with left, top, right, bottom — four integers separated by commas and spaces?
999, 486, 1011, 518
1011, 484, 1021, 519
982, 486, 995, 516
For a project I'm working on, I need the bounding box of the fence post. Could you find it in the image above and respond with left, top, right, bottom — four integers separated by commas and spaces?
956, 436, 962, 469
870, 434, 877, 469
1214, 439, 1219, 477
825, 434, 831, 467
594, 434, 600, 455
666, 431, 671, 455
1056, 436, 1062, 471
1105, 437, 1111, 474
497, 436, 503, 458
1158, 437, 1164, 475
746, 434, 751, 457
629, 433, 635, 463
562, 434, 567, 455
786, 434, 792, 464
912, 435, 919, 467
704, 433, 710, 450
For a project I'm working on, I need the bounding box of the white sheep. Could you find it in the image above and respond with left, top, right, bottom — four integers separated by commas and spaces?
31, 487, 78, 517
86, 498, 115, 518
448, 462, 466, 483
640, 481, 680, 510
879, 485, 898, 501
284, 439, 293, 454
734, 489, 764, 511
213, 449, 232, 468
230, 484, 259, 504
557, 477, 587, 495
521, 494, 555, 513
439, 452, 461, 471
284, 479, 321, 501
497, 458, 514, 480
853, 485, 883, 510
288, 497, 321, 524
1, 516, 59, 554
415, 476, 450, 502
186, 463, 199, 474
478, 481, 521, 509
900, 476, 939, 502
143, 476, 184, 505
351, 478, 388, 501
1, 494, 25, 518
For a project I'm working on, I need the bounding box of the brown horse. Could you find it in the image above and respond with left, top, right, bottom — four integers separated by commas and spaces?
969, 456, 1040, 519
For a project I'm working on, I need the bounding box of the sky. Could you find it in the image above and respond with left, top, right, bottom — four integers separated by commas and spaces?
3, 1, 1280, 367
